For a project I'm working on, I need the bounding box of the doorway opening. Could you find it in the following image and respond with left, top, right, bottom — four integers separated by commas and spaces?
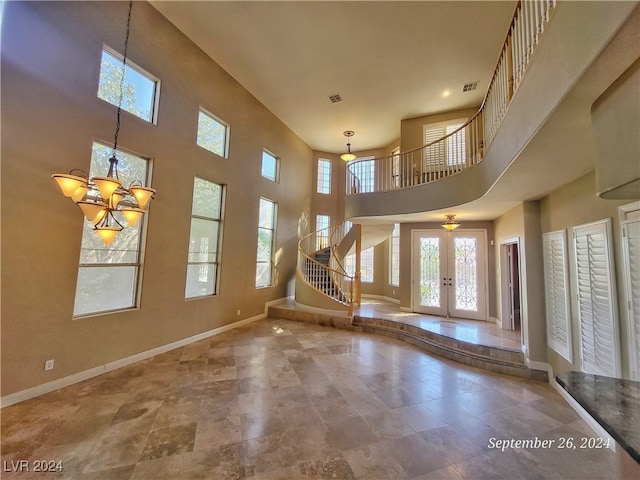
500, 239, 522, 335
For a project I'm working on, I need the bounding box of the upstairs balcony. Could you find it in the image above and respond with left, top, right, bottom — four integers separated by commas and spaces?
345, 0, 639, 221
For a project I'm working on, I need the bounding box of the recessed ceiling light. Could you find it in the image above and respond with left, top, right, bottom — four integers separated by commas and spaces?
442, 90, 451, 98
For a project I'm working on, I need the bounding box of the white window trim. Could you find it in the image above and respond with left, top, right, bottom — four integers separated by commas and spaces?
389, 223, 400, 287
317, 158, 332, 194
262, 149, 280, 183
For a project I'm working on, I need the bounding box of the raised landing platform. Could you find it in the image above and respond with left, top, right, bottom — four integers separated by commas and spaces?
268, 299, 547, 381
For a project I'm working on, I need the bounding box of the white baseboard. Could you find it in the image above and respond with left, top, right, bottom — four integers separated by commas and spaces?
1, 298, 289, 408
361, 294, 400, 305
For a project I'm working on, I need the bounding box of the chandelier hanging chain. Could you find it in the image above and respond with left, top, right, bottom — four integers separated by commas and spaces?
110, 0, 134, 177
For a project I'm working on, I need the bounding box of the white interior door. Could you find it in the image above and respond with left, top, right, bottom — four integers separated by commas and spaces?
412, 229, 487, 320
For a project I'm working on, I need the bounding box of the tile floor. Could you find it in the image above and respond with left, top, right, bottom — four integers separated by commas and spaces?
2, 318, 638, 479
355, 299, 522, 351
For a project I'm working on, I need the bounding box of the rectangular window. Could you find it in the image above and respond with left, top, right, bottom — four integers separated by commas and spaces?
185, 178, 224, 299
316, 215, 330, 251
317, 158, 332, 194
573, 219, 621, 377
256, 198, 277, 288
73, 141, 150, 316
390, 224, 400, 287
423, 118, 467, 168
391, 147, 401, 189
347, 156, 375, 193
98, 47, 159, 123
542, 230, 572, 362
197, 108, 229, 158
344, 246, 374, 283
262, 150, 279, 182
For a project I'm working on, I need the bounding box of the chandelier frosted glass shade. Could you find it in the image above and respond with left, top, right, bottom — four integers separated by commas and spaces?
441, 215, 461, 230
341, 130, 356, 161
95, 225, 123, 246
52, 174, 88, 198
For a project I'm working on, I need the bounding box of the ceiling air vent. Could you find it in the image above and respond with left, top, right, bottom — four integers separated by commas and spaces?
328, 94, 342, 103
462, 82, 479, 92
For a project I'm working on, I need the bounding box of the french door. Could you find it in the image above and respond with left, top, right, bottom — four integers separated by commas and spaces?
412, 229, 487, 320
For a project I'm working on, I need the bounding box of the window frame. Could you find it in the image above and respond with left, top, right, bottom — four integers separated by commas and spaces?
423, 118, 468, 168
347, 156, 375, 194
317, 158, 332, 194
197, 107, 230, 159
73, 140, 152, 318
185, 177, 225, 299
315, 214, 330, 251
256, 197, 277, 288
98, 44, 161, 125
389, 223, 400, 287
261, 149, 280, 182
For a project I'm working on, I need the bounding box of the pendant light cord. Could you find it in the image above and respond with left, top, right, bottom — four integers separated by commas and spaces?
109, 0, 133, 178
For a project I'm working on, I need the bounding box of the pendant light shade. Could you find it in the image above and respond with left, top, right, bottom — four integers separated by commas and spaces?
95, 225, 123, 246
77, 201, 107, 223
52, 174, 88, 198
92, 176, 122, 201
120, 207, 145, 227
340, 130, 357, 162
130, 185, 156, 210
441, 215, 461, 230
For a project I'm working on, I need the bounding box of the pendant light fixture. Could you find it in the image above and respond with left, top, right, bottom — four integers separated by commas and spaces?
340, 130, 357, 162
441, 214, 461, 231
52, 0, 155, 246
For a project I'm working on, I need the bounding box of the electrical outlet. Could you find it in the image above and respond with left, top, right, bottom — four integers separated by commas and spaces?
236, 309, 241, 316
44, 359, 55, 371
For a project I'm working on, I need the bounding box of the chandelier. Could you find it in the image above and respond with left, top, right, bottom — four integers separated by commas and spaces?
52, 0, 155, 246
340, 130, 356, 161
441, 215, 461, 230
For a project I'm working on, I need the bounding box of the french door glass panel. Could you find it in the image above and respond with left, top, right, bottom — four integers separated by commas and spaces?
413, 230, 486, 320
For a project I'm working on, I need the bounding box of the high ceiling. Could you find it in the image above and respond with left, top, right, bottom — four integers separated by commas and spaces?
150, 1, 518, 154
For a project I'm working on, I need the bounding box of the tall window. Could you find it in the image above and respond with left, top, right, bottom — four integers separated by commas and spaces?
74, 142, 150, 316
316, 215, 330, 250
390, 224, 400, 286
98, 47, 159, 123
185, 178, 224, 299
347, 156, 375, 193
262, 150, 279, 182
256, 198, 277, 288
344, 247, 374, 283
317, 158, 331, 194
423, 118, 467, 167
391, 147, 401, 188
197, 108, 229, 158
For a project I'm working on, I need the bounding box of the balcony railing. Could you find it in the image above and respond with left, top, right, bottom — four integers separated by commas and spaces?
347, 0, 556, 195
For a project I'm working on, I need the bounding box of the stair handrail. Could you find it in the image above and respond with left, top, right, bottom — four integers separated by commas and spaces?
297, 222, 356, 314
346, 0, 556, 195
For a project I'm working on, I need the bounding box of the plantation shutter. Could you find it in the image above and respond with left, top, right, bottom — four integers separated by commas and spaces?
573, 219, 620, 377
423, 119, 466, 169
424, 124, 446, 168
542, 230, 572, 362
623, 219, 640, 379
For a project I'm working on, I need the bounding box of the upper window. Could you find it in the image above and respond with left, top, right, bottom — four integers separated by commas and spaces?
391, 147, 401, 189
98, 47, 159, 123
344, 246, 374, 283
390, 224, 400, 287
261, 150, 279, 182
256, 198, 277, 288
74, 141, 151, 317
185, 178, 225, 299
423, 118, 467, 167
315, 215, 330, 251
347, 156, 375, 193
317, 158, 332, 194
197, 108, 229, 158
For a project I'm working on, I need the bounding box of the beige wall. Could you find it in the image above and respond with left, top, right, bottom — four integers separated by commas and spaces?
540, 171, 635, 378
1, 2, 313, 396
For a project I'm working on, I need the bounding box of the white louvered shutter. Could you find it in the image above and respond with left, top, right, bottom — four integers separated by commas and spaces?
623, 219, 640, 379
543, 230, 572, 362
573, 219, 621, 377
